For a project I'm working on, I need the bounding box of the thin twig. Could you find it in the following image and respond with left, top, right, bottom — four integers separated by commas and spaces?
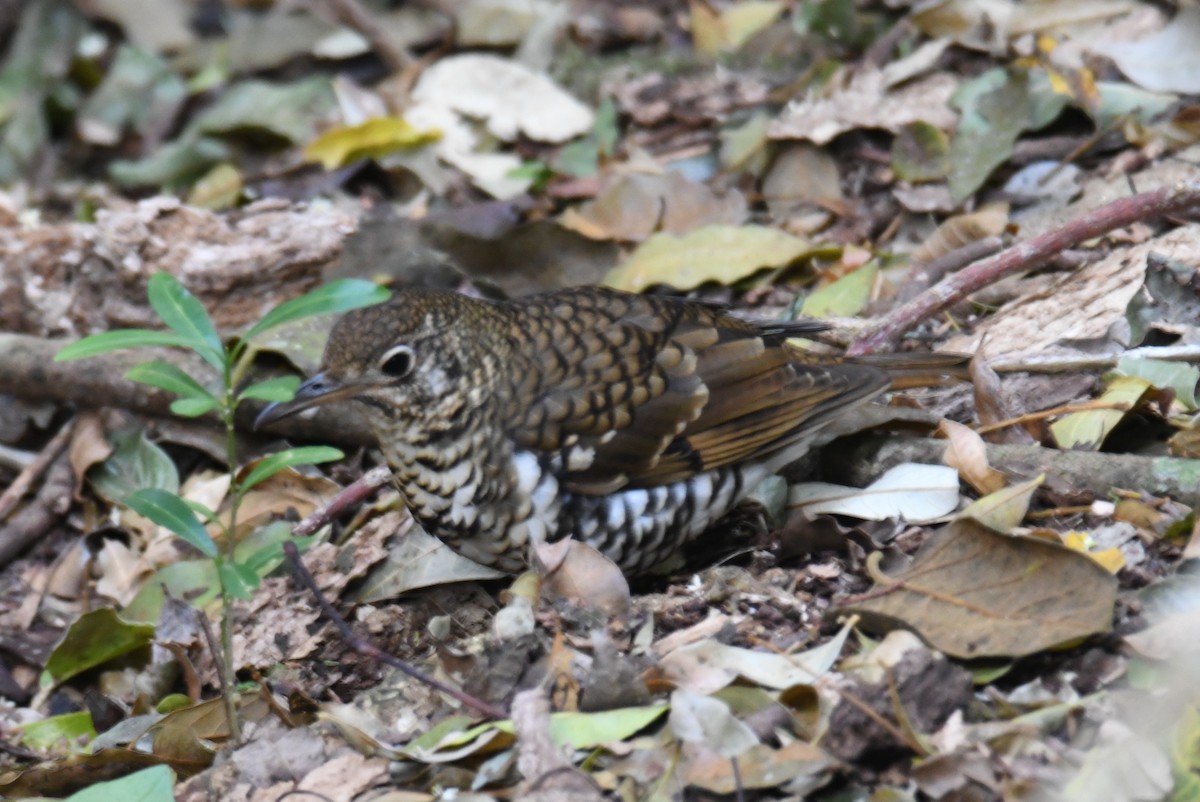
849, 180, 1200, 354
293, 465, 392, 537
0, 418, 74, 524
196, 607, 238, 742
324, 0, 414, 72
282, 541, 508, 720
896, 236, 1005, 304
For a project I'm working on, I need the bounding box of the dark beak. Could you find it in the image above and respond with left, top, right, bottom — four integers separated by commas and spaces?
254, 372, 350, 430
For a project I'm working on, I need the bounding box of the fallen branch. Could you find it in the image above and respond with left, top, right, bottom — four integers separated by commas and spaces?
849, 180, 1200, 355
0, 418, 73, 524
826, 434, 1200, 505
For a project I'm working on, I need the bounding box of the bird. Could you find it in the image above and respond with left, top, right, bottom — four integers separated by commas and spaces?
256, 286, 910, 575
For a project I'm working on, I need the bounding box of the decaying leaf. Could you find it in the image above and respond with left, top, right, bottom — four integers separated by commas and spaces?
841, 519, 1118, 659
660, 618, 854, 694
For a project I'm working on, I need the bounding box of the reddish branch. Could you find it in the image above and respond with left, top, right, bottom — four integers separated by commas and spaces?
849, 180, 1200, 355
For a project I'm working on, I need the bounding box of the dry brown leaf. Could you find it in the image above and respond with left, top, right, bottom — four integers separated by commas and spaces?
67, 411, 112, 499
911, 203, 1009, 264
770, 69, 958, 145
939, 419, 1007, 495
538, 540, 631, 617
841, 519, 1118, 659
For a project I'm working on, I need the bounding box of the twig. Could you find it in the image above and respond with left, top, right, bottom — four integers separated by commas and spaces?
896, 236, 1005, 304
282, 541, 508, 720
0, 454, 73, 567
293, 465, 392, 537
0, 418, 74, 524
848, 180, 1200, 354
324, 0, 414, 72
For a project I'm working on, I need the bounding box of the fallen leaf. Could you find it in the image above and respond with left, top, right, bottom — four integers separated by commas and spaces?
1091, 8, 1200, 94
44, 608, 156, 685
939, 419, 1007, 495
960, 473, 1042, 532
605, 224, 812, 292
669, 690, 758, 757
841, 519, 1118, 659
304, 117, 441, 170
789, 463, 961, 522
538, 540, 631, 617
770, 69, 959, 145
1050, 375, 1154, 450
800, 262, 878, 318
660, 618, 854, 693
410, 53, 593, 143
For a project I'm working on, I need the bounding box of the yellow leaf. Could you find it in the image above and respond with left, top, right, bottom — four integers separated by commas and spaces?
961, 474, 1043, 532
722, 1, 785, 50
304, 117, 441, 170
1050, 375, 1153, 450
1089, 548, 1126, 574
801, 262, 878, 317
605, 225, 812, 292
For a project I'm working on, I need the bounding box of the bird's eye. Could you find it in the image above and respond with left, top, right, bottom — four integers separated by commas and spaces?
379, 345, 414, 378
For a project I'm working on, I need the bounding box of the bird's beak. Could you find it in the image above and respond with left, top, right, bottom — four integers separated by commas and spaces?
254, 372, 354, 429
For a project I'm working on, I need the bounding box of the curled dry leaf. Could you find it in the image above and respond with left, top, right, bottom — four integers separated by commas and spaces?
537, 539, 631, 617
840, 519, 1118, 659
911, 203, 1009, 264
67, 411, 112, 500
939, 419, 1007, 495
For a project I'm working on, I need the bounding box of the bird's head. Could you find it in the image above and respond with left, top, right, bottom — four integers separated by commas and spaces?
254, 289, 505, 436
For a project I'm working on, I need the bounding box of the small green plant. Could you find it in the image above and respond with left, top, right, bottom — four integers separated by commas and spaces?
55, 272, 389, 741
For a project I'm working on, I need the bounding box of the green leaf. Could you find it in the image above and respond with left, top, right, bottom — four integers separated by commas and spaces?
54, 329, 194, 361
146, 272, 224, 370
18, 710, 96, 752
237, 375, 300, 403
89, 429, 179, 501
44, 608, 156, 684
170, 396, 219, 417
125, 488, 218, 558
801, 262, 878, 318
238, 446, 343, 496
126, 359, 216, 402
64, 765, 174, 802
242, 280, 390, 343
217, 559, 259, 600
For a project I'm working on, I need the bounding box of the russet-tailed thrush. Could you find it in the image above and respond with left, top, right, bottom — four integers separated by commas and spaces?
257, 286, 917, 574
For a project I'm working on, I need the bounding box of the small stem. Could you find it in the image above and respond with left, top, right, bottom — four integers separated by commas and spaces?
219, 356, 243, 744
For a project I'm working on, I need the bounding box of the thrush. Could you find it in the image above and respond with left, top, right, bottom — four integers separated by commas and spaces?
257, 286, 921, 575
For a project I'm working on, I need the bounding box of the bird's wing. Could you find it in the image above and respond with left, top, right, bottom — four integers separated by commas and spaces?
505, 290, 888, 494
